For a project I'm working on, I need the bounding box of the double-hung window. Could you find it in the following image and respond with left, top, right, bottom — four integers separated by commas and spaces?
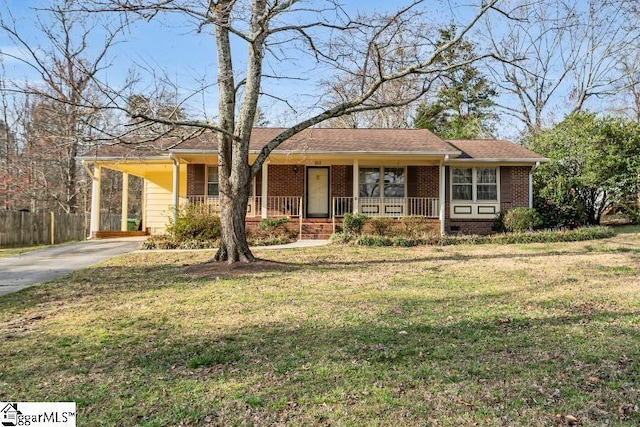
206, 166, 219, 197
451, 167, 498, 201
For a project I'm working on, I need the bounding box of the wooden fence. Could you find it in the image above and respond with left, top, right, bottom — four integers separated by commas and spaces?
0, 210, 88, 248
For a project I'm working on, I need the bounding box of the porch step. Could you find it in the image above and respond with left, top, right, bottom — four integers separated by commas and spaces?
300, 221, 336, 240
300, 233, 333, 240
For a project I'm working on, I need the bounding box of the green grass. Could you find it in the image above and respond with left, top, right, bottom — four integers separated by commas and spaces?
0, 245, 47, 257
1, 232, 639, 426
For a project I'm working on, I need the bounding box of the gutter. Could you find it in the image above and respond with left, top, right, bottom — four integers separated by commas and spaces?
529, 161, 541, 208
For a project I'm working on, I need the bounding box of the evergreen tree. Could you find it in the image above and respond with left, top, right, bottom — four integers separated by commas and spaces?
414, 25, 496, 139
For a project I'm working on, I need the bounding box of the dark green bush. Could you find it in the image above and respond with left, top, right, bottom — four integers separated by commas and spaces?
355, 235, 392, 246
503, 207, 543, 232
166, 205, 221, 241
343, 213, 368, 235
369, 217, 394, 236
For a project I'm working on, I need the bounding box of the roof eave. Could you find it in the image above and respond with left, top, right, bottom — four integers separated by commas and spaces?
446, 158, 549, 163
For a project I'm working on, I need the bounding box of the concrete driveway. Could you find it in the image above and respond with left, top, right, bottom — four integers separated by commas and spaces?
0, 238, 144, 297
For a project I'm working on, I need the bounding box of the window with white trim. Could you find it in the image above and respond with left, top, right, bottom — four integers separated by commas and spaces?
206, 166, 219, 196
451, 167, 498, 201
206, 166, 255, 197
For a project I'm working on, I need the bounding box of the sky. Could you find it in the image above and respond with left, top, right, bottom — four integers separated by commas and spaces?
0, 0, 576, 138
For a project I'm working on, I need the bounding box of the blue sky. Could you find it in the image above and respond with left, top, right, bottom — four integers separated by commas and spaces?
0, 1, 513, 131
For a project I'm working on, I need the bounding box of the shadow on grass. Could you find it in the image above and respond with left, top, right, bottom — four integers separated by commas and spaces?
2, 288, 639, 425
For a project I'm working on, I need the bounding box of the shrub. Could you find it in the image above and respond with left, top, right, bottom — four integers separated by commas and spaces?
330, 231, 354, 244
166, 205, 221, 241
400, 216, 427, 237
355, 235, 392, 246
343, 213, 367, 235
369, 217, 394, 236
350, 226, 614, 247
503, 207, 543, 232
258, 217, 290, 236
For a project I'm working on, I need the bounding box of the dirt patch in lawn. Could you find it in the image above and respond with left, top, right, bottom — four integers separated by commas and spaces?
182, 258, 297, 279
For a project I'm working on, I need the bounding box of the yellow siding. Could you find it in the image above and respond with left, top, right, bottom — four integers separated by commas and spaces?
144, 180, 173, 235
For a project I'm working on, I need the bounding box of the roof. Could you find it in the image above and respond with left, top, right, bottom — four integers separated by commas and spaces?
446, 139, 548, 162
78, 128, 547, 162
172, 128, 459, 154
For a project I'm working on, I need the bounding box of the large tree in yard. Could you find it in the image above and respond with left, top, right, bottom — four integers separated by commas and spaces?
84, 0, 508, 263
528, 112, 640, 226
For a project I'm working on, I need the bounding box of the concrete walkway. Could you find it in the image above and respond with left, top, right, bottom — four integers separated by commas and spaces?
0, 238, 144, 297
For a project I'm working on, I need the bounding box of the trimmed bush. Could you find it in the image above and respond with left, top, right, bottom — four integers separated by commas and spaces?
348, 226, 614, 247
370, 217, 394, 236
355, 235, 392, 246
166, 205, 221, 241
343, 213, 367, 235
503, 207, 543, 232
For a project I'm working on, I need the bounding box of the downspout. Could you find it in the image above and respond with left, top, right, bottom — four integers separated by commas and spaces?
439, 155, 449, 236
170, 153, 180, 222
529, 161, 541, 209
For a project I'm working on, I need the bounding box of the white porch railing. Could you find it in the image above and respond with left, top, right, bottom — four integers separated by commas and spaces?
185, 195, 302, 218
332, 197, 439, 218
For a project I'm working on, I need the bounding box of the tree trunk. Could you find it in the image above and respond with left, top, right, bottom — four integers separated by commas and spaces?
214, 166, 255, 264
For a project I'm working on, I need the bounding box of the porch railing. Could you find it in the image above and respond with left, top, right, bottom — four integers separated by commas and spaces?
332, 197, 439, 218
185, 195, 302, 218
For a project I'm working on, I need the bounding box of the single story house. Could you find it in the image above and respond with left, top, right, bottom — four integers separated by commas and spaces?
79, 127, 548, 238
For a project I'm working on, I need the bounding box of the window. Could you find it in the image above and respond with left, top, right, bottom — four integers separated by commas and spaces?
476, 168, 497, 201
384, 168, 405, 197
207, 166, 219, 196
451, 167, 498, 201
359, 167, 405, 198
359, 168, 381, 197
452, 168, 473, 200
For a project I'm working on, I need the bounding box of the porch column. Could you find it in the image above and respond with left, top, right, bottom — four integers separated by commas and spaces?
172, 157, 180, 221
120, 172, 129, 231
261, 161, 268, 218
439, 162, 446, 236
352, 159, 359, 214
89, 165, 101, 238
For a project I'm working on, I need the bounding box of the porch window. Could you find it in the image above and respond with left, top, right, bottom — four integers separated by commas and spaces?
359, 168, 381, 197
451, 167, 498, 201
384, 168, 405, 197
206, 166, 219, 196
359, 167, 405, 197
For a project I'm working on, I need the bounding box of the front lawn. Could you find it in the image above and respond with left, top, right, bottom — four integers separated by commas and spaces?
0, 230, 639, 426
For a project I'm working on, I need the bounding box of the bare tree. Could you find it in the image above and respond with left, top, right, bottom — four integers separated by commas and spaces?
486, 0, 640, 135
0, 0, 123, 212
81, 0, 506, 263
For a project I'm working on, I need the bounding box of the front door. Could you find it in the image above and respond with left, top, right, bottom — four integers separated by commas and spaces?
306, 167, 330, 217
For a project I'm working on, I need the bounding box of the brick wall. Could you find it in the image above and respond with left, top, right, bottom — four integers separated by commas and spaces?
500, 166, 530, 212
331, 165, 353, 197
268, 165, 305, 197
412, 166, 439, 198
